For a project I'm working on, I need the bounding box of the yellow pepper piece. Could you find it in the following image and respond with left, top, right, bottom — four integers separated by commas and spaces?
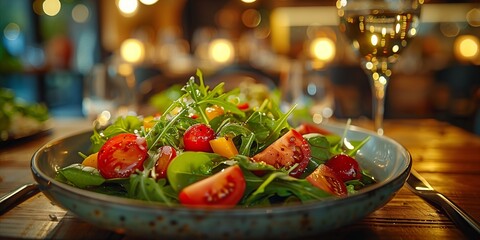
209, 136, 238, 158
82, 152, 98, 168
205, 105, 224, 121
143, 116, 155, 130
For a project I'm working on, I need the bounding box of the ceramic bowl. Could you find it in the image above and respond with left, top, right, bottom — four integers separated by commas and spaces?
31, 123, 411, 239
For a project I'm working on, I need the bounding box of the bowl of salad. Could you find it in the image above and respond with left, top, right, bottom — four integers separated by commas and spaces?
31, 70, 411, 239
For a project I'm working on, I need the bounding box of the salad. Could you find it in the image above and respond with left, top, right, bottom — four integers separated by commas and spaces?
56, 70, 375, 208
0, 88, 50, 141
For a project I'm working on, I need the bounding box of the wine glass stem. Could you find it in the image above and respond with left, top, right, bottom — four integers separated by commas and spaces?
369, 75, 388, 136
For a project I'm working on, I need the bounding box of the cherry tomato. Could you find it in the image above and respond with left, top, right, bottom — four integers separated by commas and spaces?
153, 146, 177, 179
97, 133, 148, 179
325, 154, 362, 182
183, 123, 215, 152
178, 165, 246, 208
306, 164, 347, 197
252, 129, 311, 178
295, 123, 332, 135
236, 102, 249, 110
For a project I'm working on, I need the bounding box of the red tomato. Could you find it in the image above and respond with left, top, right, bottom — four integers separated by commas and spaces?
252, 129, 311, 178
325, 154, 362, 182
178, 165, 246, 208
306, 164, 347, 197
295, 123, 332, 135
183, 123, 215, 152
97, 133, 148, 179
153, 146, 177, 179
236, 102, 249, 110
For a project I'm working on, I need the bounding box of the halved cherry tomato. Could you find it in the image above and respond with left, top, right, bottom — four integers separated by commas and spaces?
178, 165, 246, 208
152, 146, 177, 179
295, 123, 332, 135
183, 123, 215, 152
97, 133, 148, 179
306, 164, 347, 197
252, 129, 311, 178
325, 154, 362, 182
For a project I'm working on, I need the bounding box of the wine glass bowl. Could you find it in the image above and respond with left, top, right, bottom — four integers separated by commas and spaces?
337, 0, 422, 135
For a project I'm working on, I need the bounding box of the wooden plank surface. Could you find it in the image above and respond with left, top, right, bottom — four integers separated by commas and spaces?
0, 118, 479, 239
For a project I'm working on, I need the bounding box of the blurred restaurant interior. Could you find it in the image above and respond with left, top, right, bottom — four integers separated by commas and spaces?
0, 0, 479, 135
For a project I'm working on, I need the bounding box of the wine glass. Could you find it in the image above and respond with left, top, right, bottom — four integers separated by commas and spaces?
337, 0, 422, 135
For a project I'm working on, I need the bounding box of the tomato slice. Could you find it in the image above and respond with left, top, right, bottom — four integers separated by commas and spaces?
178, 165, 246, 208
252, 129, 311, 178
295, 123, 332, 135
152, 146, 177, 179
306, 164, 347, 197
183, 123, 215, 152
97, 133, 148, 179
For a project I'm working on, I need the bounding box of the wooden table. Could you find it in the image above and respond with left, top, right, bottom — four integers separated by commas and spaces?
1, 118, 479, 239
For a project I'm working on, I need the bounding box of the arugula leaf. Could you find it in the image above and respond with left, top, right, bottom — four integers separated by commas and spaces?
128, 174, 176, 205
217, 123, 256, 156
242, 171, 331, 206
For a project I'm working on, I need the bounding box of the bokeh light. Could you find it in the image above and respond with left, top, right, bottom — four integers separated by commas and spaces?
208, 38, 234, 64
3, 23, 20, 41
43, 0, 61, 16
72, 4, 89, 23
120, 38, 145, 63
117, 0, 138, 17
466, 8, 480, 27
454, 35, 479, 61
139, 0, 158, 5
310, 37, 335, 62
242, 9, 261, 28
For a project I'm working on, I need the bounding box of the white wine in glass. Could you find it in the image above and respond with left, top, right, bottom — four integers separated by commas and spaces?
337, 0, 422, 135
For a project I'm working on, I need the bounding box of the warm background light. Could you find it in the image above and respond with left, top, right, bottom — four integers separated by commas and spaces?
117, 0, 138, 17
454, 35, 479, 62
310, 37, 336, 62
120, 38, 145, 63
139, 0, 158, 6
209, 38, 234, 64
43, 0, 61, 16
